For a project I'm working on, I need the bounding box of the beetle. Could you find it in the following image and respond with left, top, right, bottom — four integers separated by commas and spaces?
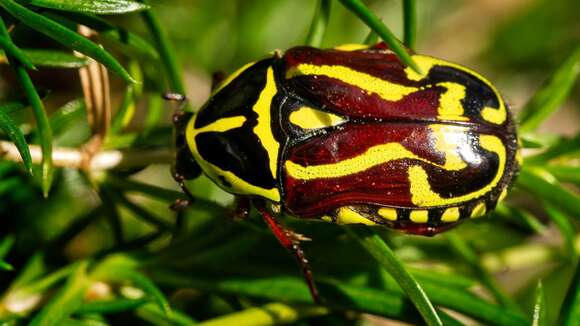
169, 42, 520, 302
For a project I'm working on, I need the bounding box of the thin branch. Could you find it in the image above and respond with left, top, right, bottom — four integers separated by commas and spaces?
0, 140, 172, 171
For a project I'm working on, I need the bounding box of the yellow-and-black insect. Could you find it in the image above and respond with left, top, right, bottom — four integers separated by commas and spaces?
170, 43, 520, 301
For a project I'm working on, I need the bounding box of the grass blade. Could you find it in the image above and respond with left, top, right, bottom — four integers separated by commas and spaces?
446, 232, 520, 311
518, 44, 580, 133
363, 29, 378, 45
0, 107, 33, 174
0, 236, 15, 271
543, 165, 580, 185
559, 262, 580, 326
337, 0, 420, 73
29, 261, 90, 326
0, 36, 36, 70
305, 0, 331, 47
198, 302, 328, 326
525, 134, 579, 165
402, 0, 416, 49
543, 202, 577, 260
76, 298, 148, 314
14, 49, 88, 68
0, 16, 53, 195
345, 226, 442, 326
0, 0, 135, 83
517, 167, 580, 219
532, 281, 547, 326
140, 7, 185, 95
25, 0, 149, 15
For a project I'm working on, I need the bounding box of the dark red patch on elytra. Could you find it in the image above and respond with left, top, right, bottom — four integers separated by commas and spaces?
282, 123, 500, 217
286, 75, 443, 121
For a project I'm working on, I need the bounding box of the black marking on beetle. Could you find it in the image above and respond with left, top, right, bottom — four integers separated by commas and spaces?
196, 122, 276, 190
426, 65, 501, 125
195, 58, 274, 129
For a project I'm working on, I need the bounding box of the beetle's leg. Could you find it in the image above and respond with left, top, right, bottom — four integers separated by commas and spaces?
255, 203, 320, 303
168, 95, 202, 210
230, 196, 251, 220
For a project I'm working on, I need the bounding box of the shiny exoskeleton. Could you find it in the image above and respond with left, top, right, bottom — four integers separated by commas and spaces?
172, 43, 520, 302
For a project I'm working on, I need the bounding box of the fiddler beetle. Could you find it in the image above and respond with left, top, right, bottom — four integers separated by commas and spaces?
168, 43, 520, 302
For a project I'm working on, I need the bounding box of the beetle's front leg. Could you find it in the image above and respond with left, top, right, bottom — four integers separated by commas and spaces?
165, 93, 202, 210
254, 200, 321, 303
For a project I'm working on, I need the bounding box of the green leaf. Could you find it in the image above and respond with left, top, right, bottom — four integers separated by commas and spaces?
136, 303, 198, 326
363, 29, 378, 45
403, 0, 417, 49
337, 0, 420, 73
150, 272, 528, 326
0, 16, 53, 195
532, 281, 547, 326
494, 204, 546, 234
305, 0, 331, 47
0, 107, 33, 174
76, 298, 148, 314
559, 263, 580, 326
525, 135, 580, 164
29, 261, 90, 326
518, 44, 580, 132
345, 226, 442, 326
25, 0, 149, 15
0, 35, 36, 70
197, 302, 328, 326
517, 167, 580, 219
48, 99, 86, 137
543, 165, 580, 186
0, 260, 13, 271
0, 234, 15, 260
543, 202, 577, 260
0, 0, 135, 83
446, 232, 520, 311
20, 49, 88, 68
140, 7, 185, 95
92, 256, 171, 317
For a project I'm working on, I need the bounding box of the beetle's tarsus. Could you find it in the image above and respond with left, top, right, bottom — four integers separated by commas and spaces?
256, 203, 321, 304
230, 196, 251, 220
163, 92, 187, 102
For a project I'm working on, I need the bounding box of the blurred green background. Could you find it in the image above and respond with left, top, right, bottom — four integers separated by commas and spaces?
0, 0, 578, 325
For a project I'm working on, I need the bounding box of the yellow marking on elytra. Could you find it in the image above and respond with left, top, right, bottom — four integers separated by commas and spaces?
186, 114, 281, 202
252, 67, 280, 178
408, 135, 506, 207
321, 216, 333, 222
378, 207, 398, 221
404, 55, 507, 125
212, 60, 257, 95
471, 202, 487, 218
438, 82, 469, 121
286, 64, 416, 102
193, 116, 247, 133
430, 125, 469, 171
289, 106, 346, 130
334, 44, 370, 51
285, 128, 468, 181
498, 188, 508, 202
441, 207, 460, 222
410, 210, 429, 223
336, 207, 376, 225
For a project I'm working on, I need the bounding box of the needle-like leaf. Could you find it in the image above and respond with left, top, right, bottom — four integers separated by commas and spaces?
0, 0, 135, 83
337, 0, 420, 73
305, 0, 331, 47
345, 226, 442, 326
24, 0, 149, 15
403, 0, 417, 49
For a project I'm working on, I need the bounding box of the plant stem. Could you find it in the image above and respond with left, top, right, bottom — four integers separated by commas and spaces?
0, 140, 172, 171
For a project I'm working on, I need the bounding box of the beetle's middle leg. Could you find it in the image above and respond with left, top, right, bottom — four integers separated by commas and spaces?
254, 201, 320, 303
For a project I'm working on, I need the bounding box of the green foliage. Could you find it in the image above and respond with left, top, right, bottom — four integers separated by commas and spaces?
0, 1, 578, 325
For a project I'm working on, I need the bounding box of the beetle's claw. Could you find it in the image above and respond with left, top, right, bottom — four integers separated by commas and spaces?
255, 202, 321, 304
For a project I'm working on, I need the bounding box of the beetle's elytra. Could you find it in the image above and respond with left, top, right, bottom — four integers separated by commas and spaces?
172, 43, 520, 301
178, 43, 520, 234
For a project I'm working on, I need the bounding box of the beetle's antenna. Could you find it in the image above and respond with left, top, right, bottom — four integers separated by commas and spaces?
255, 202, 321, 303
